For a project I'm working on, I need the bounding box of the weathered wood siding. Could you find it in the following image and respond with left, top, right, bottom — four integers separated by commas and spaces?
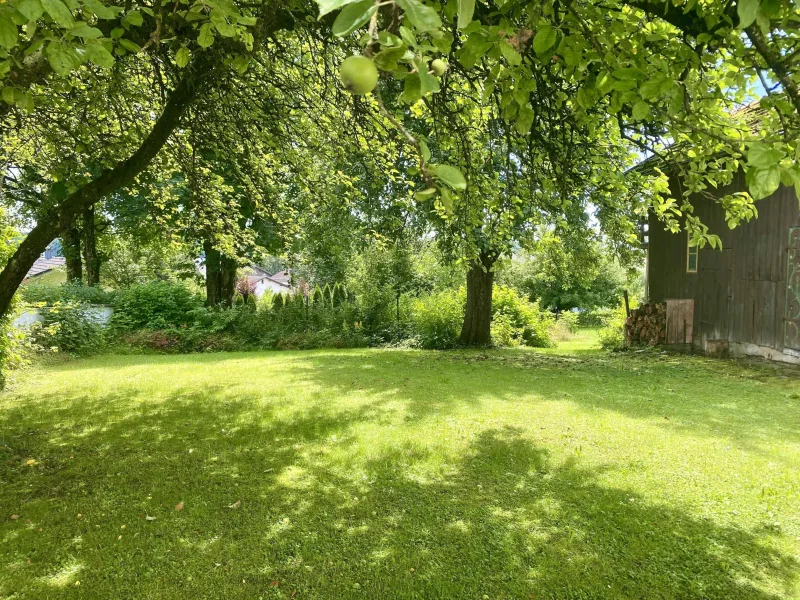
647, 171, 799, 352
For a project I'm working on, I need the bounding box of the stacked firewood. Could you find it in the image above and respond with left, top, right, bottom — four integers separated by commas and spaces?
625, 302, 666, 347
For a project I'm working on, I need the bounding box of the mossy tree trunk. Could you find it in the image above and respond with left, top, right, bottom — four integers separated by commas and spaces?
82, 205, 101, 286
459, 251, 496, 346
61, 223, 82, 283
204, 242, 237, 308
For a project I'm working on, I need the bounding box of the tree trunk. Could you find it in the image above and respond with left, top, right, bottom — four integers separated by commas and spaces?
204, 242, 221, 306
203, 241, 236, 307
459, 252, 496, 346
61, 224, 82, 283
82, 205, 100, 286
220, 254, 237, 308
0, 66, 202, 318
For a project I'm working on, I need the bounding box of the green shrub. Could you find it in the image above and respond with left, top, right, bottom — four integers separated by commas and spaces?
577, 307, 614, 328
21, 282, 116, 305
274, 329, 368, 350
408, 289, 464, 349
491, 311, 521, 347
118, 329, 242, 353
28, 302, 106, 355
491, 285, 554, 347
598, 302, 629, 350
1, 302, 31, 389
549, 310, 579, 342
112, 282, 203, 330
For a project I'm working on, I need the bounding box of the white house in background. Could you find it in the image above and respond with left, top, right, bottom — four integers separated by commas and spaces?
244, 267, 293, 297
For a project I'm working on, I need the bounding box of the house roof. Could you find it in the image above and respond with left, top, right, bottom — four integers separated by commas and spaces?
269, 270, 291, 285
26, 256, 66, 278
245, 270, 292, 289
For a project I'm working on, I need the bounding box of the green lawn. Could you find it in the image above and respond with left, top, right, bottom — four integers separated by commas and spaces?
2, 338, 799, 599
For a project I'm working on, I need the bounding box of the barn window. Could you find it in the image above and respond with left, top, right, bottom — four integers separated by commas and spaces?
687, 234, 698, 273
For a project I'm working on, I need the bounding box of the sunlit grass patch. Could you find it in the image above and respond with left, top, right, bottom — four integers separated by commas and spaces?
1, 345, 799, 599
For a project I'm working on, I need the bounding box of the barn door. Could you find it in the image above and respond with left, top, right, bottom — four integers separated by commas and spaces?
784, 227, 800, 351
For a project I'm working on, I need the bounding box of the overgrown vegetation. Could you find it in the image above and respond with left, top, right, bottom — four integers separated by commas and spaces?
13, 278, 562, 357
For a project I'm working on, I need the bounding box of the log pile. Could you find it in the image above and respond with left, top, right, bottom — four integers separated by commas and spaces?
625, 302, 666, 347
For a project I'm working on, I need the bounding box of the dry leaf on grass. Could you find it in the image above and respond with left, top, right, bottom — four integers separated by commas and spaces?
228, 500, 241, 509
175, 501, 184, 511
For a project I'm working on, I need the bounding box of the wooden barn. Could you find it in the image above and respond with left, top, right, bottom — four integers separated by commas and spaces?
646, 172, 800, 364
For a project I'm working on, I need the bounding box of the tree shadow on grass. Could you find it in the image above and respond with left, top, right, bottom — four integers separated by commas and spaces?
286, 348, 800, 449
1, 351, 799, 598
300, 427, 797, 599
1, 372, 797, 598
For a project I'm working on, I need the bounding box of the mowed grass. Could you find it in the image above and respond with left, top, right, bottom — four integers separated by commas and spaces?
1, 337, 800, 599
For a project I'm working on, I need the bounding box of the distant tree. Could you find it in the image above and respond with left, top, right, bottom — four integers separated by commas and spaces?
497, 233, 638, 312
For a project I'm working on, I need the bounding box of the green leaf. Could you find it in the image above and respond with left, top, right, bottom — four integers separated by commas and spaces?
232, 55, 249, 74
41, 0, 74, 27
433, 30, 452, 53
69, 22, 103, 38
1, 86, 15, 104
0, 12, 17, 49
399, 25, 416, 47
458, 32, 492, 69
401, 72, 421, 103
439, 187, 454, 214
457, 0, 474, 29
756, 11, 770, 34
197, 23, 214, 48
430, 164, 467, 190
532, 24, 557, 55
747, 142, 784, 168
316, 0, 360, 18
83, 0, 119, 19
748, 165, 780, 200
122, 9, 142, 26
500, 41, 521, 66
415, 187, 437, 201
212, 18, 236, 37
639, 76, 665, 100
210, 9, 237, 35
45, 41, 73, 74
332, 0, 376, 37
17, 0, 44, 22
632, 101, 650, 121
516, 105, 534, 134
374, 46, 407, 70
378, 31, 403, 46
396, 0, 441, 33
613, 67, 647, 81
118, 38, 140, 52
175, 46, 190, 68
419, 139, 431, 163
418, 62, 440, 95
83, 42, 114, 67
576, 87, 592, 109
737, 0, 759, 28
